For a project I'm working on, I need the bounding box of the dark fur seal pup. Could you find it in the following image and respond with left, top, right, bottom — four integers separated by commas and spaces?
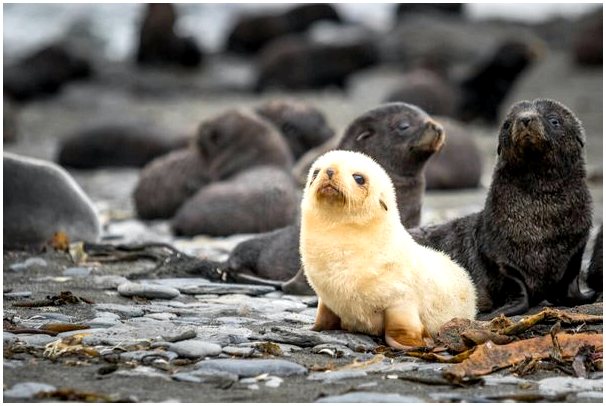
226, 3, 341, 54
4, 44, 91, 102
424, 117, 483, 190
457, 40, 539, 124
255, 99, 334, 159
4, 153, 100, 249
411, 99, 595, 317
136, 3, 202, 67
572, 8, 602, 67
396, 3, 464, 18
384, 69, 457, 117
134, 109, 293, 219
256, 36, 378, 91
173, 166, 299, 237
227, 103, 444, 287
133, 148, 209, 220
57, 123, 188, 169
4, 99, 18, 144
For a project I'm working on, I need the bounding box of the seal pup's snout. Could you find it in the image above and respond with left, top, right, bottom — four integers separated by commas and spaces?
315, 165, 343, 200
417, 119, 445, 151
512, 111, 544, 146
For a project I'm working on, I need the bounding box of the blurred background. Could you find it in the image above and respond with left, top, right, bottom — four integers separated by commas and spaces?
3, 3, 603, 253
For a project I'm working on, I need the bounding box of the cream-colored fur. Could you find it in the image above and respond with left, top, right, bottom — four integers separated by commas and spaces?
300, 150, 477, 338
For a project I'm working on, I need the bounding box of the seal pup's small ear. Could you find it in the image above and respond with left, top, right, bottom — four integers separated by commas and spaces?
379, 199, 388, 211
356, 130, 373, 142
576, 134, 585, 148
497, 143, 502, 156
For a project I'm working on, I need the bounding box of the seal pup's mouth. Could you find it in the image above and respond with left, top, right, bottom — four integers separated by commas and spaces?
316, 180, 346, 204
415, 120, 445, 152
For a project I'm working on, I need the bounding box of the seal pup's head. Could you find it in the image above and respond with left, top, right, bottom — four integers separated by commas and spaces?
497, 99, 585, 170
301, 150, 399, 226
338, 102, 445, 177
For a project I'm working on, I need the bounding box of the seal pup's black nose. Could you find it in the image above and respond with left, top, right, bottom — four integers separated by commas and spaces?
326, 168, 334, 179
520, 117, 531, 126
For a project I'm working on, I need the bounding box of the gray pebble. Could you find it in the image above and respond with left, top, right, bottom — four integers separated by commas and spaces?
91, 275, 129, 289
120, 350, 178, 362
161, 329, 197, 343
538, 377, 603, 396
179, 282, 275, 296
138, 278, 211, 289
94, 303, 145, 318
27, 313, 72, 324
17, 334, 57, 347
63, 267, 92, 277
215, 316, 259, 325
312, 344, 355, 358
483, 375, 530, 386
8, 263, 27, 272
575, 391, 603, 400
146, 312, 177, 321
168, 340, 222, 358
308, 370, 368, 382
3, 291, 32, 299
195, 359, 307, 377
4, 382, 56, 399
86, 317, 121, 328
172, 370, 238, 386
25, 257, 48, 268
115, 366, 170, 381
316, 392, 422, 403
222, 346, 255, 357
4, 332, 19, 345
118, 282, 180, 300
265, 376, 284, 388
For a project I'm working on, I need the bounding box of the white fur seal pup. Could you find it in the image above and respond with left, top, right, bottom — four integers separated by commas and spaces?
300, 150, 477, 348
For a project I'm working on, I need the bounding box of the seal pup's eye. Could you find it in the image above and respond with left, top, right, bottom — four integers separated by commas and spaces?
502, 120, 511, 131
549, 117, 560, 127
311, 169, 320, 183
352, 174, 365, 185
398, 122, 410, 132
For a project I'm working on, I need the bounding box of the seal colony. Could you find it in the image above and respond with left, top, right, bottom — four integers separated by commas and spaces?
226, 103, 444, 285
300, 150, 477, 347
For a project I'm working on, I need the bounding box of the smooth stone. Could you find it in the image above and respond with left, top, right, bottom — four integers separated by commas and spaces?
172, 370, 239, 385
161, 329, 197, 342
538, 377, 603, 395
179, 282, 275, 296
265, 312, 315, 324
263, 291, 284, 298
308, 370, 367, 382
119, 350, 178, 362
25, 257, 48, 268
222, 346, 255, 357
28, 313, 73, 323
483, 375, 530, 386
8, 263, 27, 272
57, 328, 104, 338
138, 278, 211, 289
146, 312, 177, 321
3, 291, 32, 299
203, 295, 307, 313
4, 382, 56, 399
17, 334, 56, 347
316, 392, 423, 403
87, 316, 121, 328
91, 275, 129, 289
115, 366, 170, 381
265, 377, 283, 388
215, 316, 260, 325
118, 282, 180, 300
94, 303, 145, 318
195, 359, 307, 377
168, 340, 222, 359
575, 391, 603, 400
312, 344, 355, 358
63, 267, 92, 277
4, 332, 19, 344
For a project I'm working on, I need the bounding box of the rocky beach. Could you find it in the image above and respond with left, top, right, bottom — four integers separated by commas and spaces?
3, 3, 603, 403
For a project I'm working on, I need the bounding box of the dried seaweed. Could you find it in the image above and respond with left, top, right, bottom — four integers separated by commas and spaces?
443, 332, 603, 383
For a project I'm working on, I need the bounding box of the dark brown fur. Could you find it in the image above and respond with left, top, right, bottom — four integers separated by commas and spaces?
136, 3, 202, 67
134, 148, 209, 220
424, 117, 483, 190
57, 123, 188, 169
134, 109, 293, 220
256, 36, 378, 91
255, 100, 334, 159
227, 103, 443, 289
226, 4, 341, 54
172, 166, 299, 237
410, 99, 595, 318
